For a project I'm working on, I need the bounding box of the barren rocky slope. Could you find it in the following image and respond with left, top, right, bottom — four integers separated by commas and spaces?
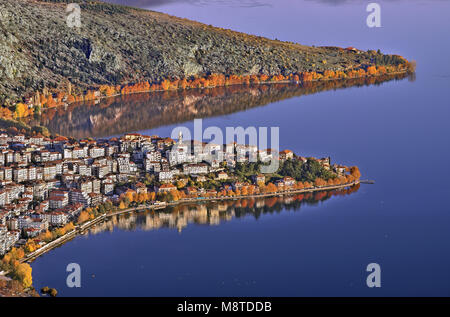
0, 0, 406, 103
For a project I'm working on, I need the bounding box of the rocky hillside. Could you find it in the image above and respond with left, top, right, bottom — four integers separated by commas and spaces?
0, 0, 408, 103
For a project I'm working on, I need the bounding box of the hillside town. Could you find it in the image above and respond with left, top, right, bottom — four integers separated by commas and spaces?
0, 130, 355, 256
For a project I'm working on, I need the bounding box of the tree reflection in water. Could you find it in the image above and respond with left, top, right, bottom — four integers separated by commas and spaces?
27, 73, 407, 139
84, 184, 360, 235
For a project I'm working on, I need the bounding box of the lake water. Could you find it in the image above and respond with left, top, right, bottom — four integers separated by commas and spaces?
31, 0, 450, 296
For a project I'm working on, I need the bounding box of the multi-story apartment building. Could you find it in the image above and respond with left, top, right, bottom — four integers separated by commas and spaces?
69, 189, 91, 208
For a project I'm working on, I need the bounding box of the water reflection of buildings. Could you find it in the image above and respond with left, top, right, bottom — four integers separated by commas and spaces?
86, 184, 359, 235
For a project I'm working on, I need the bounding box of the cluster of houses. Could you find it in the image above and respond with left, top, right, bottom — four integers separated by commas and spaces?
0, 130, 347, 256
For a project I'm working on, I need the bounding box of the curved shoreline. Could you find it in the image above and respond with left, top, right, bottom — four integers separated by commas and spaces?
60, 71, 408, 109
21, 180, 360, 263
12, 69, 409, 122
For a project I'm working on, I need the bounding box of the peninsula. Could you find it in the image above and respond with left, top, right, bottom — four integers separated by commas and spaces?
0, 130, 361, 294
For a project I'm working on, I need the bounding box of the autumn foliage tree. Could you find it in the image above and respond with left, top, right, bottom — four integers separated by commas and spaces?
0, 58, 411, 121
349, 166, 361, 180
77, 211, 91, 224
314, 178, 327, 187
14, 263, 33, 288
0, 107, 13, 119
266, 183, 278, 193
14, 103, 29, 118
119, 201, 127, 209
37, 230, 53, 242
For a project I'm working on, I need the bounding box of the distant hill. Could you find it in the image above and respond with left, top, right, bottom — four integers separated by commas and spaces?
0, 0, 409, 103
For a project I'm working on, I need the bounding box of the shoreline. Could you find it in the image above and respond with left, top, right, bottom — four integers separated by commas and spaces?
21, 180, 360, 263
1, 69, 385, 290
9, 69, 409, 123
49, 71, 409, 111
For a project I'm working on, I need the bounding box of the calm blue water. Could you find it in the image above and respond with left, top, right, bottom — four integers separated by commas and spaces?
31, 0, 450, 296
